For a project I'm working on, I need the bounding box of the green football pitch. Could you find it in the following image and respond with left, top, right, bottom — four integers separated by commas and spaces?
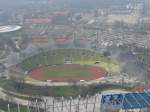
42, 65, 91, 77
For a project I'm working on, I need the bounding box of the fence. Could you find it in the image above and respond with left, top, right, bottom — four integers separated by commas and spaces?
6, 95, 101, 112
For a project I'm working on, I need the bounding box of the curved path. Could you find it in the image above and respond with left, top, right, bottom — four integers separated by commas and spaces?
25, 77, 108, 87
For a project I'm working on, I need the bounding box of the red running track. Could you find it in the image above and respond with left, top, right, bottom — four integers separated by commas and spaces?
28, 64, 107, 82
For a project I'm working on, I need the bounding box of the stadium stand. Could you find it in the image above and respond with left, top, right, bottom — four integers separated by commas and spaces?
18, 49, 112, 71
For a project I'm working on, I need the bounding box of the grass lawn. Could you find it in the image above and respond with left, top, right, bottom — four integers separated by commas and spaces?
1, 79, 133, 98
42, 65, 92, 77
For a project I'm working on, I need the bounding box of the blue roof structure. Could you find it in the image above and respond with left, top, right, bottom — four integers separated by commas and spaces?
101, 91, 150, 110
123, 92, 150, 109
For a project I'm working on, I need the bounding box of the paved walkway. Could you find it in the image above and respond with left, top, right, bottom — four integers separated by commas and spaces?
0, 87, 28, 106
25, 75, 138, 87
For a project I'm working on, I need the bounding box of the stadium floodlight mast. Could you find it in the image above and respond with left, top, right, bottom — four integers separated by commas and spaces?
61, 97, 64, 112
7, 104, 10, 112
85, 95, 89, 112
17, 104, 20, 112
77, 95, 81, 112
70, 96, 73, 112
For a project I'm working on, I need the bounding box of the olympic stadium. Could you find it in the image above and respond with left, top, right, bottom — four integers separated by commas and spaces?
0, 25, 21, 33
17, 48, 117, 82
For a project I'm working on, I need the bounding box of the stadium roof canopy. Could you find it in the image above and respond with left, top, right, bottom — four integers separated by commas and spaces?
101, 91, 150, 110
123, 91, 150, 109
0, 25, 21, 33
